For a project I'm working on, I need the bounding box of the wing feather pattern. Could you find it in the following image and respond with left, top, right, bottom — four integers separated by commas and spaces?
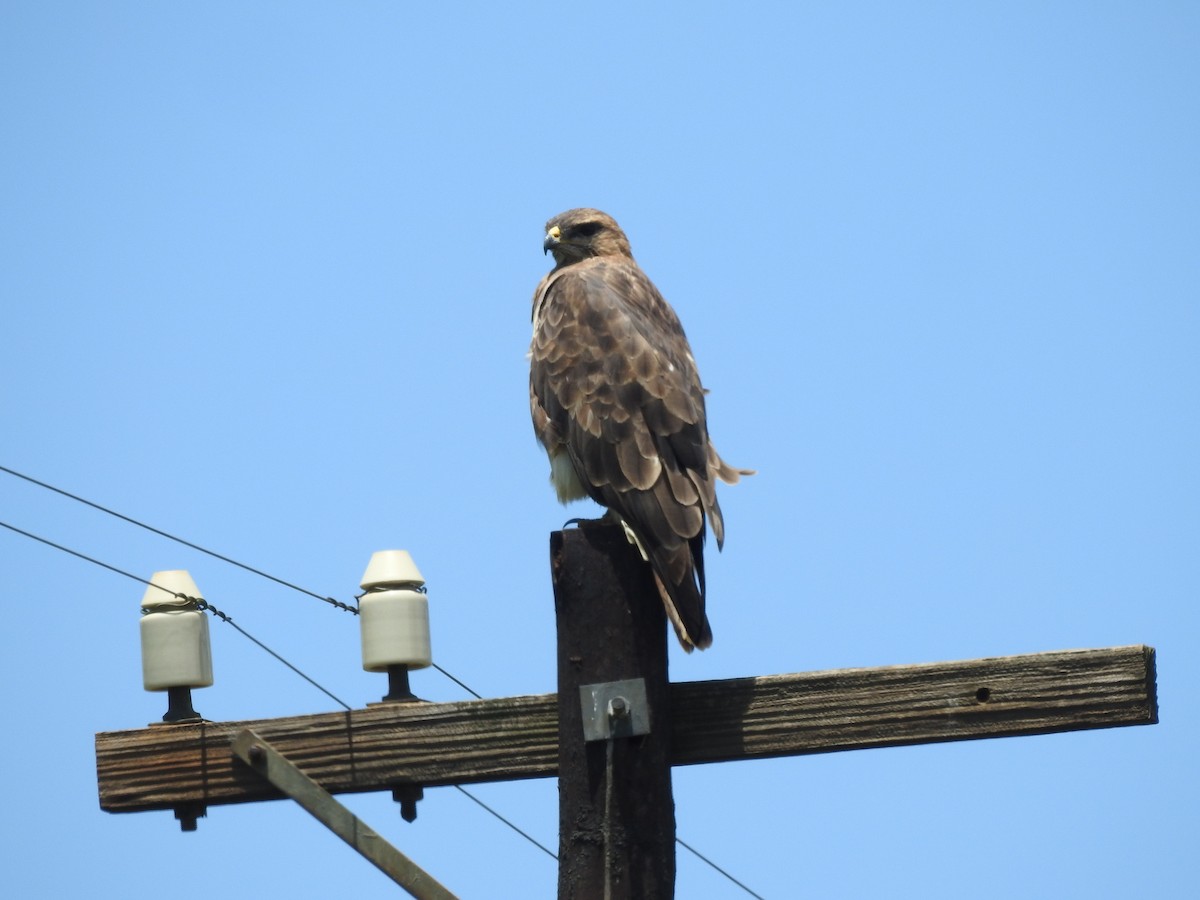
530, 232, 751, 651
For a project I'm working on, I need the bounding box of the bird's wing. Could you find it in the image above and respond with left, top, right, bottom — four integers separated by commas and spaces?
529, 256, 722, 649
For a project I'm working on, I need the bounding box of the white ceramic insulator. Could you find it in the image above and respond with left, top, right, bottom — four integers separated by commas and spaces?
360, 549, 424, 591
141, 608, 214, 691
359, 588, 431, 671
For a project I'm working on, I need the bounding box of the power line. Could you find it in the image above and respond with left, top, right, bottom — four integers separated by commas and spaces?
0, 517, 564, 862
453, 786, 558, 860
0, 518, 351, 711
3, 473, 766, 896
0, 517, 570, 871
1, 464, 494, 703
200, 601, 352, 711
1, 517, 165, 590
0, 464, 356, 613
678, 837, 767, 899
431, 663, 482, 699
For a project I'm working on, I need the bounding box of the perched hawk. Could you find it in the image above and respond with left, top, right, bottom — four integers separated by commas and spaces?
529, 208, 751, 651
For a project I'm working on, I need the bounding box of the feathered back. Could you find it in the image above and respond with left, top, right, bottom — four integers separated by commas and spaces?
529, 208, 751, 650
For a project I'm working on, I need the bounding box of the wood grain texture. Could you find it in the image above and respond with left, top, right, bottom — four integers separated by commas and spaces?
669, 644, 1157, 764
552, 525, 675, 900
96, 645, 1156, 814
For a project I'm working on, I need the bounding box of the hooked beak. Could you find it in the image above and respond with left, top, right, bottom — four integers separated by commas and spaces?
543, 225, 561, 255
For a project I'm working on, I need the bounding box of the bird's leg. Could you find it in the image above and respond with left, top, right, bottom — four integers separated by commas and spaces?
562, 514, 648, 561
602, 510, 649, 561
562, 515, 606, 530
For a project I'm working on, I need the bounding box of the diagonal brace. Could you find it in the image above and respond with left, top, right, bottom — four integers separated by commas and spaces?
231, 728, 456, 900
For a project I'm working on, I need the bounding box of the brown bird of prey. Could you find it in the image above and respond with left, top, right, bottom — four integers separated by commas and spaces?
529, 208, 751, 651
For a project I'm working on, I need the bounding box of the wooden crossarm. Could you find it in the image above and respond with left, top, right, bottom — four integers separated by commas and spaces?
96, 644, 1157, 815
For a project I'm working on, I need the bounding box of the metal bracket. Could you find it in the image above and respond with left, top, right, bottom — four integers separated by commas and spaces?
579, 678, 651, 742
231, 728, 456, 900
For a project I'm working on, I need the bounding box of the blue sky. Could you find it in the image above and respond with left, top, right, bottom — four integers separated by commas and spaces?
2, 3, 1196, 897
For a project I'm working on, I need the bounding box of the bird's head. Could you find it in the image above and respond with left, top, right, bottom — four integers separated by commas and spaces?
543, 208, 633, 268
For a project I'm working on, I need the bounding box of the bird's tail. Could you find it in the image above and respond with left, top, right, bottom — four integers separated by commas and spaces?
649, 537, 712, 652
615, 516, 711, 651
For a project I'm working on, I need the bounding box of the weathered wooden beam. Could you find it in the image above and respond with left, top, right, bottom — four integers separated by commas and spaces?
670, 643, 1157, 762
96, 644, 1157, 815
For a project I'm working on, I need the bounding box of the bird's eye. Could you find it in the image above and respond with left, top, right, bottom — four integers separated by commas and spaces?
571, 222, 603, 238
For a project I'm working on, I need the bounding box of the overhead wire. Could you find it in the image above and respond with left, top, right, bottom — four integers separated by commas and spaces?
1, 465, 487, 703
1, 467, 766, 897
0, 516, 550, 862
452, 786, 558, 860
677, 837, 768, 899
0, 518, 353, 711
2, 515, 764, 897
0, 464, 355, 613
1, 464, 495, 708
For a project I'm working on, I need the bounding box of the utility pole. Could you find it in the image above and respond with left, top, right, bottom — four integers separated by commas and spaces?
552, 524, 675, 899
95, 528, 1159, 897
